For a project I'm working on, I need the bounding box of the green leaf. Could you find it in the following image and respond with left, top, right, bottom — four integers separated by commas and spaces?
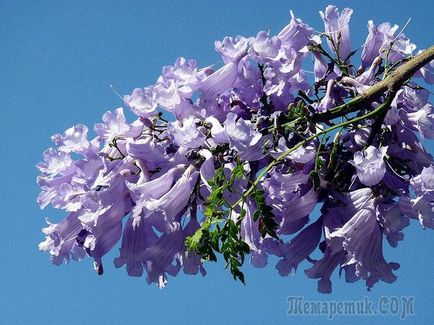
228, 220, 237, 238
309, 170, 321, 190
253, 210, 261, 222
185, 228, 204, 251
233, 164, 244, 179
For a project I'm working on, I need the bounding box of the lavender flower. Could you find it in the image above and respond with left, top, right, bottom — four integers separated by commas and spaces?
250, 31, 282, 60
315, 79, 337, 113
320, 5, 353, 61
215, 36, 250, 64
124, 87, 157, 117
403, 104, 434, 139
276, 217, 322, 276
168, 116, 206, 149
37, 5, 434, 293
277, 11, 313, 51
224, 113, 266, 161
94, 107, 143, 141
51, 124, 90, 154
361, 21, 415, 69
39, 212, 86, 265
351, 146, 387, 186
418, 52, 434, 84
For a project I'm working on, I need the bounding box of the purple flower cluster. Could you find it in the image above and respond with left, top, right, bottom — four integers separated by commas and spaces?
37, 5, 434, 292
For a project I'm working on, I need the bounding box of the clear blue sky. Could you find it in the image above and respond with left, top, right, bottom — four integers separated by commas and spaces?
1, 1, 434, 324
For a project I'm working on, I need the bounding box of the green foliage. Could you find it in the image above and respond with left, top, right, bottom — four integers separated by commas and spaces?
251, 189, 279, 239
185, 161, 251, 284
187, 92, 397, 285
309, 170, 321, 190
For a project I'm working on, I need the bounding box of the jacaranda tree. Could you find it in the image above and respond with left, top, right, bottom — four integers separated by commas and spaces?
37, 5, 434, 293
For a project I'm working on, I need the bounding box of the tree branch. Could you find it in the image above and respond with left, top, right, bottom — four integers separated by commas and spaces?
314, 45, 434, 122
231, 47, 434, 210
231, 95, 396, 210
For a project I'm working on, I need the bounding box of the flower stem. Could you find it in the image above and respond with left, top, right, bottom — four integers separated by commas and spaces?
313, 45, 434, 122
230, 94, 397, 210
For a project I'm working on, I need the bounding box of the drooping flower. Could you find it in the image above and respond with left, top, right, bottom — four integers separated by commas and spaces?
135, 166, 199, 232
360, 21, 415, 70
114, 217, 158, 277
417, 53, 434, 84
124, 87, 158, 117
314, 79, 337, 113
51, 124, 90, 154
224, 112, 266, 161
276, 217, 323, 276
127, 164, 185, 226
37, 5, 434, 293
239, 200, 269, 268
38, 212, 86, 265
351, 146, 387, 186
162, 57, 201, 98
319, 5, 353, 61
167, 116, 206, 149
215, 36, 250, 64
263, 168, 318, 235
305, 247, 345, 294
140, 222, 185, 288
36, 148, 74, 177
94, 107, 143, 141
199, 62, 241, 107
402, 104, 434, 139
250, 31, 282, 60
277, 11, 313, 51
